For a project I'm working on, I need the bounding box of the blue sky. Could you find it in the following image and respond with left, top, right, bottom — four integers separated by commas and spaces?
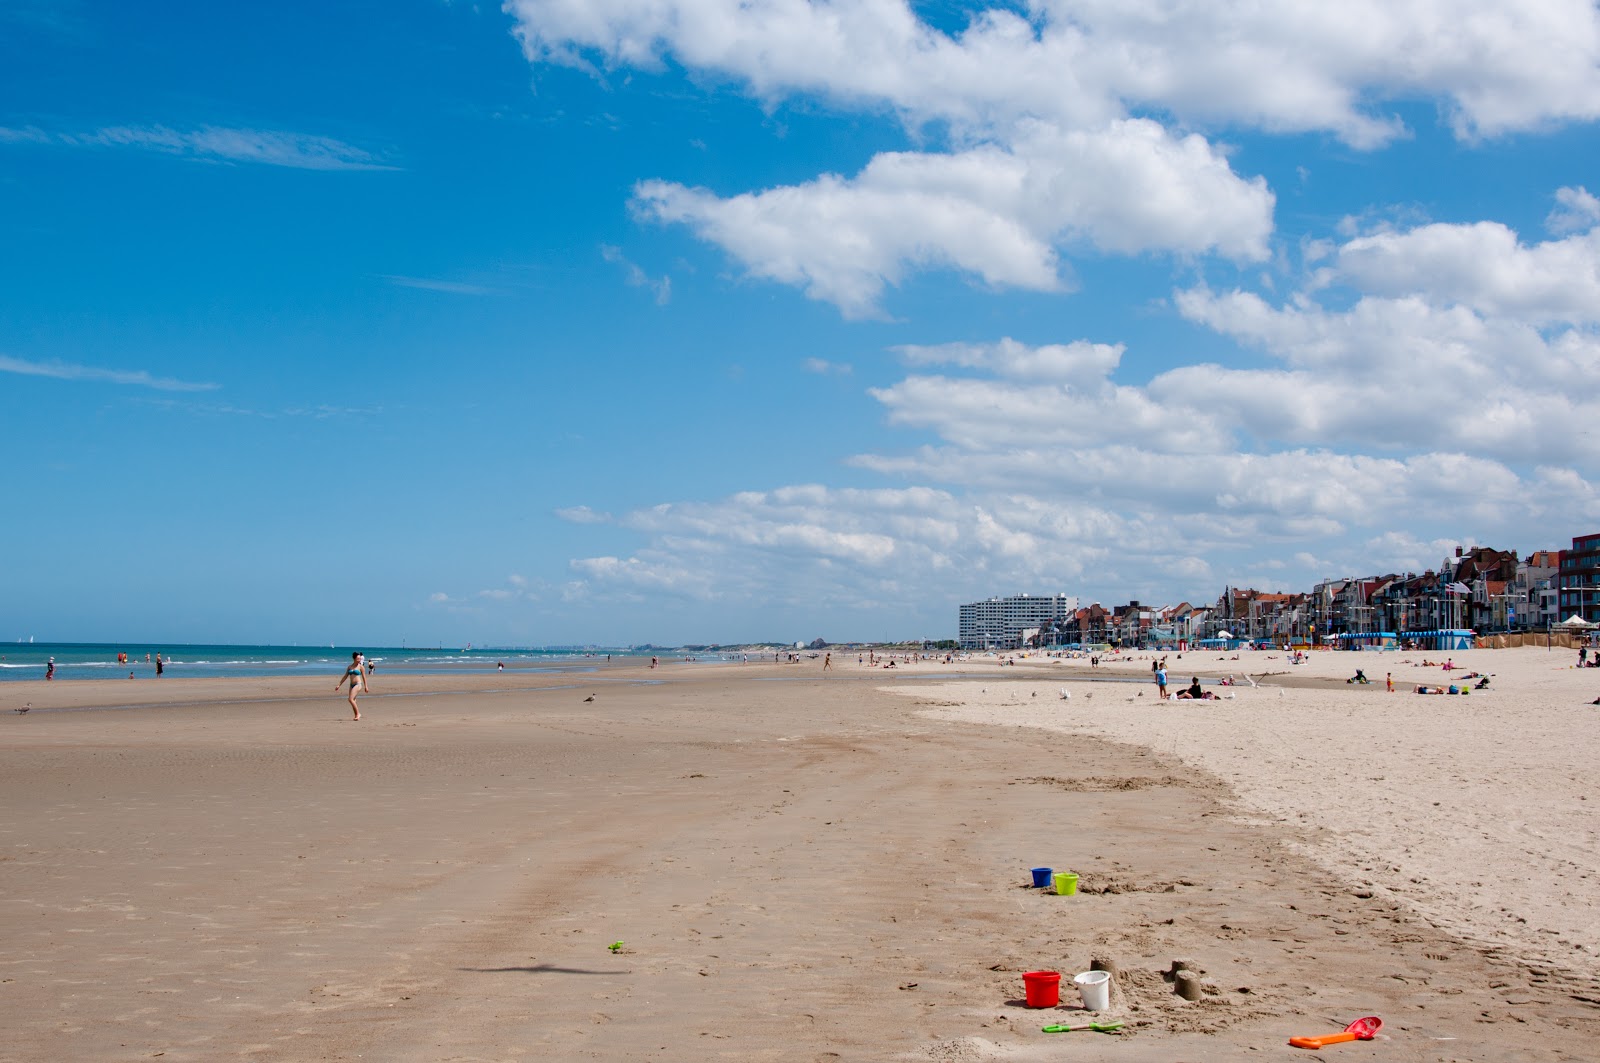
4, 1, 1600, 646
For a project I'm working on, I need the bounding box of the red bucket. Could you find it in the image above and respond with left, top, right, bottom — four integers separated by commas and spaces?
1022, 970, 1061, 1008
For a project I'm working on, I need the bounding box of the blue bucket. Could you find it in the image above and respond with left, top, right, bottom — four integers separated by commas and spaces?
1030, 867, 1054, 888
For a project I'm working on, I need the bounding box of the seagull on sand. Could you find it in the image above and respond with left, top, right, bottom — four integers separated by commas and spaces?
15, 703, 30, 714
583, 694, 596, 702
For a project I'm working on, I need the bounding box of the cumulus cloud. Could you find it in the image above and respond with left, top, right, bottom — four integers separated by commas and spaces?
1163, 205, 1600, 466
505, 0, 1600, 144
633, 118, 1271, 317
1548, 186, 1600, 235
552, 204, 1600, 614
479, 6, 1600, 615
1311, 220, 1600, 325
563, 484, 1135, 608
504, 1, 1600, 316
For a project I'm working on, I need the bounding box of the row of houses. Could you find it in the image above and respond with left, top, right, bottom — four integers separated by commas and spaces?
959, 534, 1600, 650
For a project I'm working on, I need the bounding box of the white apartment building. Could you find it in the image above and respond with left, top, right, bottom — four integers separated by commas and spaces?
958, 594, 1078, 649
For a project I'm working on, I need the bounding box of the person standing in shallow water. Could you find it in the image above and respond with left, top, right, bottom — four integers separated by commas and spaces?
336, 651, 368, 720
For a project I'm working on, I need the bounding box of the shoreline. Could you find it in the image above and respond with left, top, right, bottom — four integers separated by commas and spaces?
4, 656, 1596, 1060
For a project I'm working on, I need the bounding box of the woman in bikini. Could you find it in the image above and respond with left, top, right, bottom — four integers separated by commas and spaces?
336, 651, 368, 720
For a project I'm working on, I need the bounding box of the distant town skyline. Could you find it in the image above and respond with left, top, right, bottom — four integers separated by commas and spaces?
5, 4, 1600, 646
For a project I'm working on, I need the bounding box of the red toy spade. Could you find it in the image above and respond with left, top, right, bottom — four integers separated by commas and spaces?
1289, 1015, 1382, 1049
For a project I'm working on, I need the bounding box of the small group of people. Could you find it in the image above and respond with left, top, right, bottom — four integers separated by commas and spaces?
1415, 678, 1487, 694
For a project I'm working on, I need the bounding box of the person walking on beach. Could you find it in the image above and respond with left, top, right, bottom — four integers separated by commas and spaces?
155, 653, 164, 678
823, 652, 832, 671
336, 651, 368, 720
1155, 663, 1168, 699
45, 657, 54, 681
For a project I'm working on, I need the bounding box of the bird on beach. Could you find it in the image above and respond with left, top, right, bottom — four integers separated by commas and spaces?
15, 703, 29, 714
583, 694, 596, 702
1059, 688, 1071, 699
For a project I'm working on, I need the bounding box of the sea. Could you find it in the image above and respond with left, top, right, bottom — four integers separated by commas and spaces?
0, 643, 653, 682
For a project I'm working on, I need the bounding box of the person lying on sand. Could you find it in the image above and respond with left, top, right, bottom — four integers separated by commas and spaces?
1176, 678, 1218, 700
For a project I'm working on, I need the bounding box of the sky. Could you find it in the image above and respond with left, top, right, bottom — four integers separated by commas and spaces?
3, 0, 1600, 647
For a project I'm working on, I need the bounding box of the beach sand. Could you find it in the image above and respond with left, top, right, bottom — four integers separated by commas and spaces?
2, 653, 1597, 1061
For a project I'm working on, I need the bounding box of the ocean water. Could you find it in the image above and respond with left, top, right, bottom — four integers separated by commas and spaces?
0, 643, 641, 682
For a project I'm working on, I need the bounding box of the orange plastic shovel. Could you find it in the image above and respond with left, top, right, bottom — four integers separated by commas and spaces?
1289, 1015, 1381, 1049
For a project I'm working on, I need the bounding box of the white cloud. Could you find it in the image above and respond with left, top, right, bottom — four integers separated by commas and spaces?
1547, 186, 1600, 235
556, 505, 613, 524
0, 354, 218, 392
1312, 220, 1600, 326
635, 119, 1272, 316
600, 244, 672, 304
1017, 204, 1586, 474
479, 7, 1600, 617
506, 0, 1600, 145
0, 124, 392, 170
556, 292, 1599, 611
383, 275, 503, 295
505, 1, 1600, 317
802, 357, 853, 375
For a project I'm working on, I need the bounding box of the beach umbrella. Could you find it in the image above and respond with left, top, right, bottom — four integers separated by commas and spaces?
1558, 615, 1598, 629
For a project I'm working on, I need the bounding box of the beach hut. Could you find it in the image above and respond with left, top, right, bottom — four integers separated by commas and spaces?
1401, 628, 1476, 650
1333, 631, 1398, 650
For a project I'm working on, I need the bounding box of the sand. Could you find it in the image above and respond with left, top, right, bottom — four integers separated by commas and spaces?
2, 653, 1597, 1061
906, 646, 1600, 972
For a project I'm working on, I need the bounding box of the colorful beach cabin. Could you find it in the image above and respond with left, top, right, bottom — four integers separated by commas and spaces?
1332, 631, 1399, 650
1400, 629, 1476, 651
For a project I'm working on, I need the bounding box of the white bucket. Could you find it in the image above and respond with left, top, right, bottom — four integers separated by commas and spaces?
1074, 970, 1111, 1012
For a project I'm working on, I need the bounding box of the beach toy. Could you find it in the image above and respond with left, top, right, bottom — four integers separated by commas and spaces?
1289, 1015, 1381, 1050
1030, 867, 1053, 888
1021, 970, 1060, 1008
1074, 969, 1112, 1011
1053, 872, 1078, 895
607, 941, 624, 953
1042, 1020, 1123, 1033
